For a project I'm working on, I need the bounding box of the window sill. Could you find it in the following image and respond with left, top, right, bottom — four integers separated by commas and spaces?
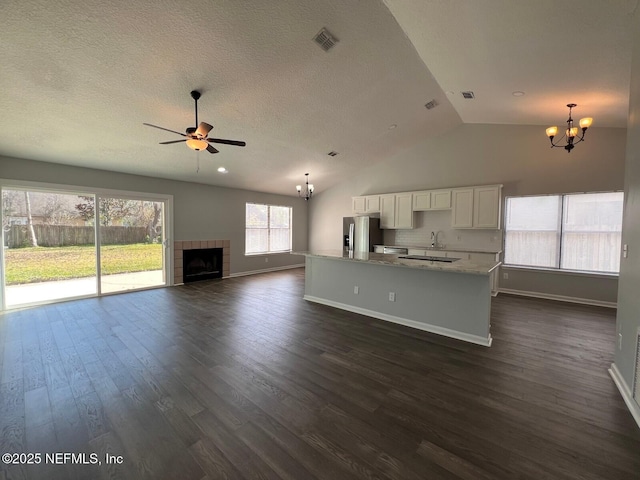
502, 264, 619, 279
245, 251, 292, 256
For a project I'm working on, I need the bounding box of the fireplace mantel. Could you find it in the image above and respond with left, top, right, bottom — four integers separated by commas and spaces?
174, 240, 230, 285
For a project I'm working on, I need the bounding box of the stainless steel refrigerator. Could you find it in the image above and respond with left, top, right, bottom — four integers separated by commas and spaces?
343, 216, 383, 253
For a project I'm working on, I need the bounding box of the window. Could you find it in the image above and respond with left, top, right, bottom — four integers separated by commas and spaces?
504, 192, 623, 274
245, 203, 292, 254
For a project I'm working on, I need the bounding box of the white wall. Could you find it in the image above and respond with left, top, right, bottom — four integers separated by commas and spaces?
0, 155, 308, 275
309, 123, 626, 303
614, 9, 640, 395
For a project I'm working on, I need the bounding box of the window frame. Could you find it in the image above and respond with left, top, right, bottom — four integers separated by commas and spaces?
244, 202, 293, 255
503, 191, 624, 275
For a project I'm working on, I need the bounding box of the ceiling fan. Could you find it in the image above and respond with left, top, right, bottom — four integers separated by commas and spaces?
143, 90, 246, 154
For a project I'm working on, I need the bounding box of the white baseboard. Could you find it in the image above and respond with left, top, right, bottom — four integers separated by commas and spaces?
498, 288, 617, 309
609, 363, 640, 429
303, 295, 492, 347
229, 264, 305, 278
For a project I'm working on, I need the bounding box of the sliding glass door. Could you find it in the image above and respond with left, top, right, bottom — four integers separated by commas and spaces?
1, 185, 171, 309
2, 188, 98, 307
98, 196, 165, 294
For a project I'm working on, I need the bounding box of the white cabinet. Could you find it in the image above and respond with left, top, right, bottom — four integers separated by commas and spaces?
473, 186, 501, 229
365, 195, 380, 213
352, 196, 366, 214
412, 191, 431, 211
412, 189, 451, 211
431, 190, 452, 210
395, 193, 414, 229
379, 194, 396, 229
380, 194, 413, 229
452, 185, 502, 229
451, 189, 474, 228
352, 195, 381, 214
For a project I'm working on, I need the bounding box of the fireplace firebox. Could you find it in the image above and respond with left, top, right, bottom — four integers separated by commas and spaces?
183, 248, 223, 283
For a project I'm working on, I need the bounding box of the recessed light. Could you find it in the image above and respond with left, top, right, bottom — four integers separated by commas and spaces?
217, 167, 228, 173
512, 91, 525, 97
389, 124, 397, 129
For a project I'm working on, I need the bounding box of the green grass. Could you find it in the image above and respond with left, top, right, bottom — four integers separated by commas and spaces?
4, 244, 163, 285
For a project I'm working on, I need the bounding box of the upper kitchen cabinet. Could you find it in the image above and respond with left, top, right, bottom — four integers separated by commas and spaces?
412, 191, 431, 210
352, 196, 366, 214
451, 188, 474, 228
380, 193, 414, 229
365, 195, 380, 213
395, 193, 414, 229
474, 186, 502, 229
452, 185, 502, 229
352, 195, 380, 214
412, 190, 451, 211
431, 190, 452, 209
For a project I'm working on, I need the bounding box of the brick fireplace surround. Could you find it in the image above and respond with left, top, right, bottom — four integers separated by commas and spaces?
173, 240, 230, 285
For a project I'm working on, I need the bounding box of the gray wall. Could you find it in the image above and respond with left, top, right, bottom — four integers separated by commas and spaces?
309, 123, 626, 303
615, 10, 640, 390
0, 155, 307, 275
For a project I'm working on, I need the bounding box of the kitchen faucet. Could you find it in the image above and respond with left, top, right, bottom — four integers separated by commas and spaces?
431, 231, 440, 248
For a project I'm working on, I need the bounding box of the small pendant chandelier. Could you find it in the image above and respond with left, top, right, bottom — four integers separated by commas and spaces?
296, 173, 314, 201
545, 103, 593, 153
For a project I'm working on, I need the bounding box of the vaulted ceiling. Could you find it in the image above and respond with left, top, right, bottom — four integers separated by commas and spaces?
0, 0, 636, 195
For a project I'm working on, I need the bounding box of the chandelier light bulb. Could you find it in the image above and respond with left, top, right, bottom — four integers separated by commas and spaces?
546, 126, 558, 138
579, 117, 593, 129
296, 185, 302, 192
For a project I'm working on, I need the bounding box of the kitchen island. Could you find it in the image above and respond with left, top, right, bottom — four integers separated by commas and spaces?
295, 250, 501, 346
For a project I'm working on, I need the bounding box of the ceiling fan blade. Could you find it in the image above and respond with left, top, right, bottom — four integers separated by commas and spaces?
159, 139, 188, 145
143, 123, 186, 137
195, 122, 213, 137
206, 138, 246, 147
206, 144, 219, 154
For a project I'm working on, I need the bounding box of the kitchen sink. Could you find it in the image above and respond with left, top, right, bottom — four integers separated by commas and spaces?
398, 255, 460, 263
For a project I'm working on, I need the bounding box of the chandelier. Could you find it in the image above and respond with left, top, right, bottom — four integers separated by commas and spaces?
296, 173, 314, 201
545, 103, 593, 153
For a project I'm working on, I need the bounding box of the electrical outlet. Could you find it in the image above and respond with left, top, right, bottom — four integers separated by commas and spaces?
265, 257, 269, 263
354, 286, 359, 294
623, 244, 628, 258
389, 292, 396, 302
503, 272, 509, 280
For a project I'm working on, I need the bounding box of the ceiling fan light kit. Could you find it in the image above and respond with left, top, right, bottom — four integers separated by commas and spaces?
545, 103, 593, 153
143, 90, 246, 154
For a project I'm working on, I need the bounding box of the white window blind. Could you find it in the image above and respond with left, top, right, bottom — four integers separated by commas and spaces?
504, 192, 623, 273
245, 203, 292, 254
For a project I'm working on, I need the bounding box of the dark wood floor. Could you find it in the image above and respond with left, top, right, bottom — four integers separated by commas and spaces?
1, 268, 639, 480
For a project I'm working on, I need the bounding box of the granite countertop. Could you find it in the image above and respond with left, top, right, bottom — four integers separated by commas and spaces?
293, 250, 501, 275
374, 244, 502, 254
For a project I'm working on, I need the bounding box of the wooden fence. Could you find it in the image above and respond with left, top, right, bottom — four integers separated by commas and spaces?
4, 225, 152, 248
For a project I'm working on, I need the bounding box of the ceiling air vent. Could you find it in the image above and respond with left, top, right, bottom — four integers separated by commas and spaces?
461, 91, 475, 99
425, 99, 439, 110
327, 151, 338, 157
314, 28, 339, 52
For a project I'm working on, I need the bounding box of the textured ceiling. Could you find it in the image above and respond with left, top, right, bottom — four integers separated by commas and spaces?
0, 0, 636, 196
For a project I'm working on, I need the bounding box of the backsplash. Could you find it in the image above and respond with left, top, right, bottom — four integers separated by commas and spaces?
383, 210, 503, 251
